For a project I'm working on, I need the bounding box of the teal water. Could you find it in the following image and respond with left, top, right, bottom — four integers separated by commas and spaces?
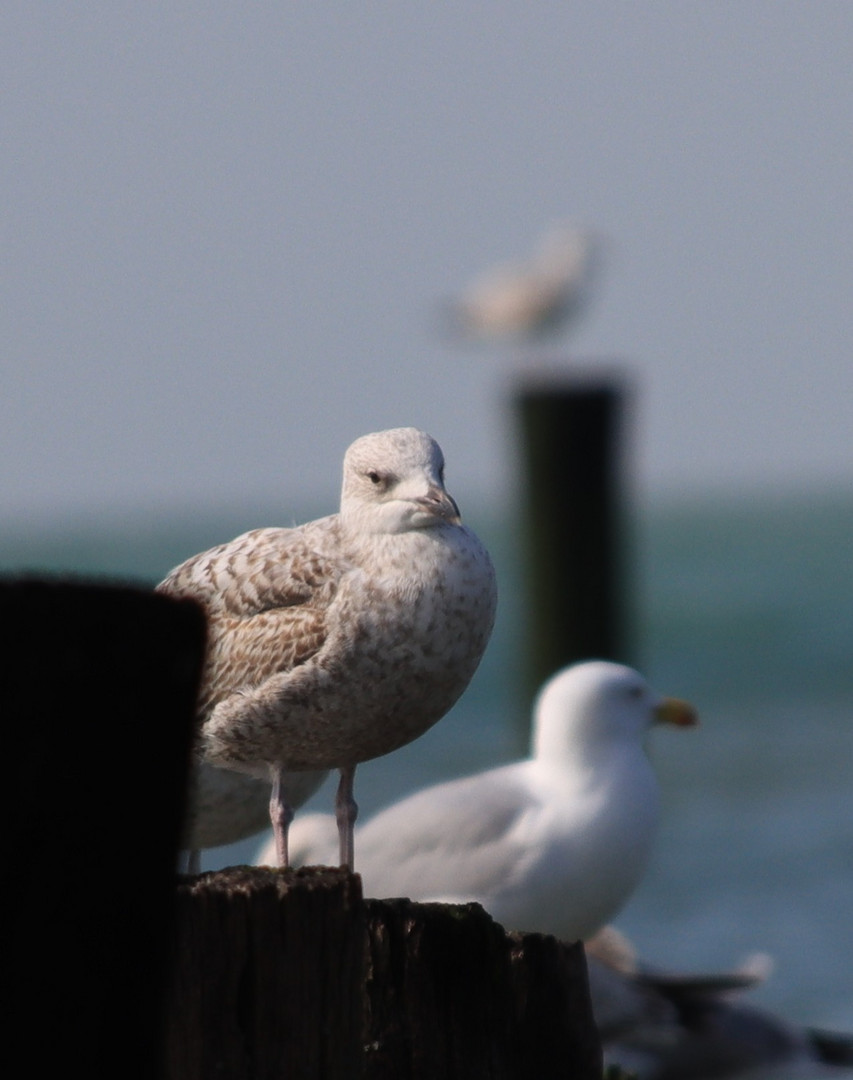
630, 494, 853, 1036
3, 492, 851, 1034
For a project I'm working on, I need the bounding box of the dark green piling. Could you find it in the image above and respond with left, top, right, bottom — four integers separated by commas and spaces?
515, 371, 632, 702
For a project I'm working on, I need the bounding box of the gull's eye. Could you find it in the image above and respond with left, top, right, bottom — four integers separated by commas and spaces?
366, 470, 392, 490
627, 684, 644, 700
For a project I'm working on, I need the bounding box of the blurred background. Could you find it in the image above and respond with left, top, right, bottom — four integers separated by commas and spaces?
2, 3, 850, 1035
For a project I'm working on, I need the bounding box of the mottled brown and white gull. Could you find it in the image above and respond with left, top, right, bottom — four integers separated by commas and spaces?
158, 427, 497, 870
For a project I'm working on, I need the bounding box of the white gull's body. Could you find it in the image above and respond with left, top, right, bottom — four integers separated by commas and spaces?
261, 661, 695, 941
158, 427, 497, 868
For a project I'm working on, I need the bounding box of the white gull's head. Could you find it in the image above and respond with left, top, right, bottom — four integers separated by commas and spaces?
532, 661, 697, 765
339, 427, 461, 535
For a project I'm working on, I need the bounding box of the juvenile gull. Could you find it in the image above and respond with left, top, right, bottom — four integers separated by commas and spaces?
158, 427, 497, 869
263, 661, 696, 941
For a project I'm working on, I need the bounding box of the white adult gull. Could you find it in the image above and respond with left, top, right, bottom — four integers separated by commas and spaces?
157, 427, 497, 870
261, 660, 696, 942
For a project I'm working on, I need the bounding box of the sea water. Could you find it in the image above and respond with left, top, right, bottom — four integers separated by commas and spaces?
3, 491, 851, 1036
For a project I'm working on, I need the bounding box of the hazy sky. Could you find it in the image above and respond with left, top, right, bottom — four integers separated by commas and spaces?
4, 3, 852, 523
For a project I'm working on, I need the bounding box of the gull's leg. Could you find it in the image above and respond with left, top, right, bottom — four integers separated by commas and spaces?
270, 766, 295, 867
186, 849, 201, 875
335, 765, 358, 870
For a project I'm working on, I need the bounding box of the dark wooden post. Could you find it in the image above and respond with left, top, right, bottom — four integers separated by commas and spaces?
515, 371, 631, 701
165, 868, 602, 1080
1, 578, 206, 1079
166, 867, 366, 1079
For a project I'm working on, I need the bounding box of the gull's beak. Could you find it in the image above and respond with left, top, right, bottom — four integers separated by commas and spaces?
653, 696, 698, 727
415, 484, 462, 525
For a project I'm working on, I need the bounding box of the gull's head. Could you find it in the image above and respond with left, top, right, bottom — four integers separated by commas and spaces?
532, 660, 697, 763
339, 427, 461, 535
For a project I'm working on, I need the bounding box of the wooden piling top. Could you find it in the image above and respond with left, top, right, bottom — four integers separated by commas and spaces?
166, 866, 602, 1080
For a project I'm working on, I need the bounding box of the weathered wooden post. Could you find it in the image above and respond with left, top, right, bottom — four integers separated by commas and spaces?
165, 868, 602, 1080
166, 867, 366, 1079
515, 370, 631, 701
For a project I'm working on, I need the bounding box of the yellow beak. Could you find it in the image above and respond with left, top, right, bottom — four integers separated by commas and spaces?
654, 696, 698, 727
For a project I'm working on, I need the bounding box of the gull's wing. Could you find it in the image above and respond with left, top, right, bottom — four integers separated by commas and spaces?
157, 520, 342, 614
157, 520, 351, 718
351, 763, 541, 901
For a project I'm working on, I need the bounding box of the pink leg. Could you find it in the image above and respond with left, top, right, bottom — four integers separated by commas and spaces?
270, 767, 295, 867
335, 765, 358, 870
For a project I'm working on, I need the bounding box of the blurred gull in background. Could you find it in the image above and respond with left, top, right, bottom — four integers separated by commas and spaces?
442, 220, 601, 344
586, 926, 853, 1080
